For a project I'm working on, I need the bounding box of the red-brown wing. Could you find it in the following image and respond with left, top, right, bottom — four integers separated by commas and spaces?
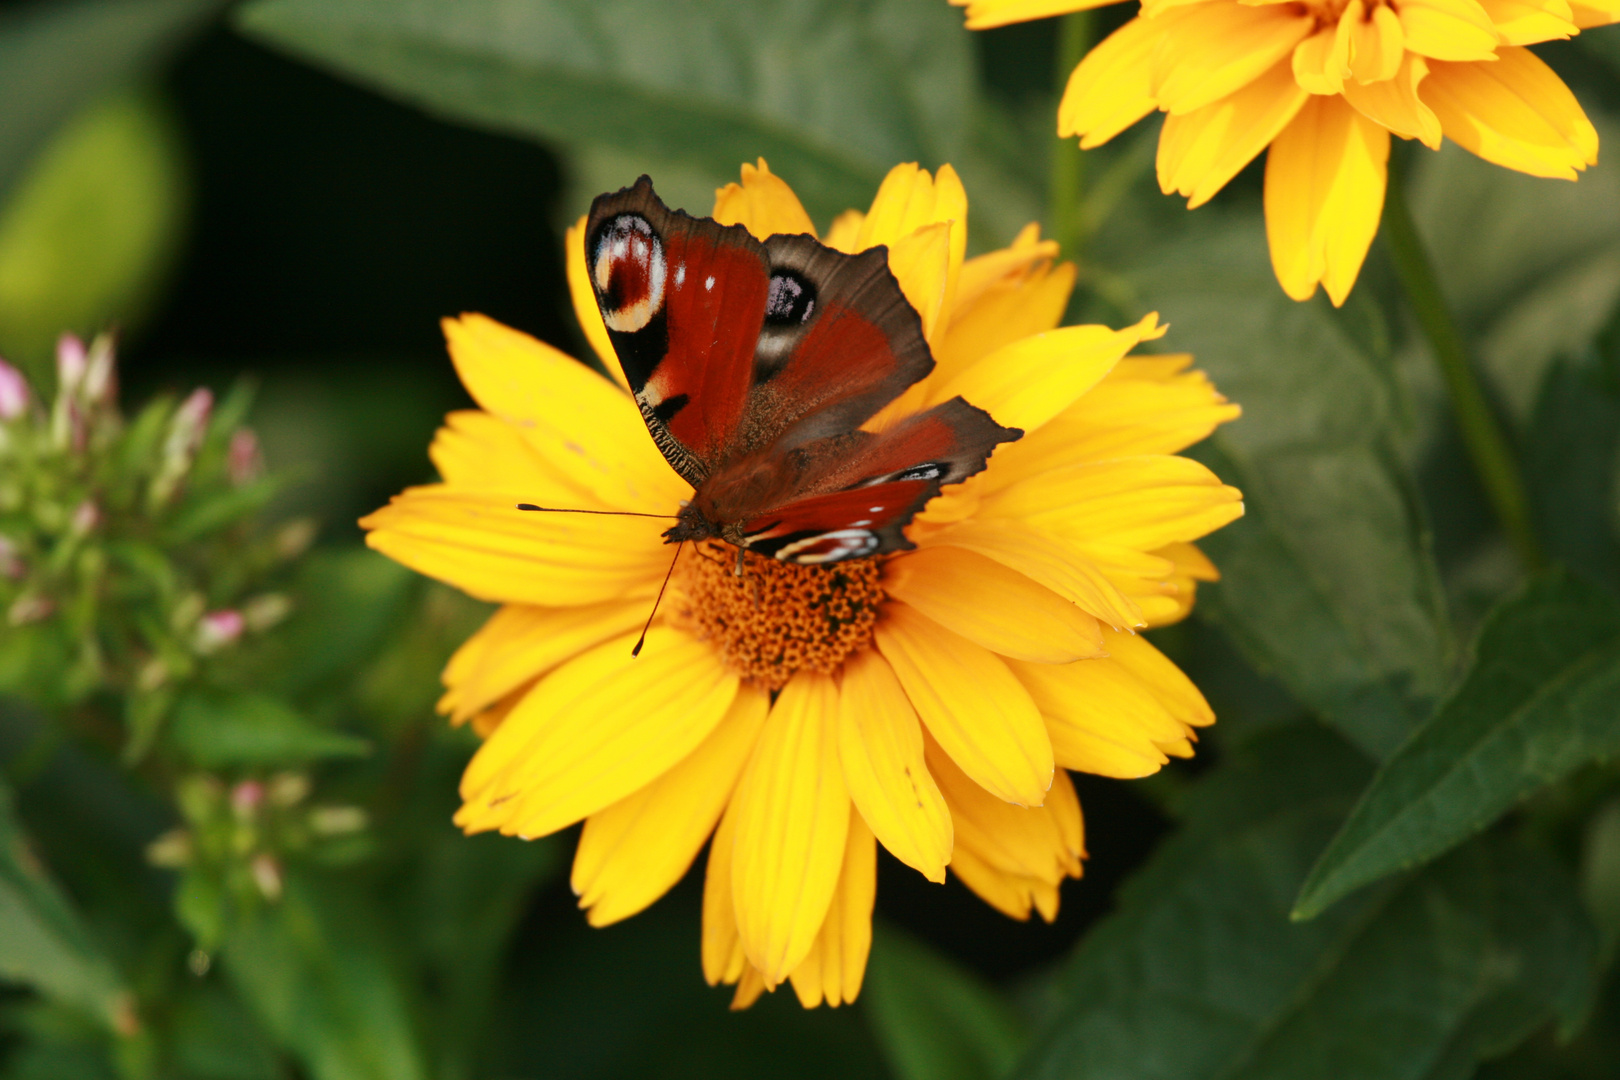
586, 178, 770, 486
736, 398, 1021, 564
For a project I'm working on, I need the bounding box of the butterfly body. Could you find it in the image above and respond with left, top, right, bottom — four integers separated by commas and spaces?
586, 177, 1020, 565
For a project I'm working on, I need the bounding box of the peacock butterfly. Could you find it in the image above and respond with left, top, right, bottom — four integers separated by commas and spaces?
581, 176, 1020, 565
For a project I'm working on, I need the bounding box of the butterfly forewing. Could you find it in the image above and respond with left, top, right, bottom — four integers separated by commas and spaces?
585, 176, 1022, 564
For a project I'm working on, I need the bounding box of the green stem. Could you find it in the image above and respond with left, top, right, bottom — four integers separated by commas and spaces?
1047, 10, 1094, 261
1381, 154, 1543, 570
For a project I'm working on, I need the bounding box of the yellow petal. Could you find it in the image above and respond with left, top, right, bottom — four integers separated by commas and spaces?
1264, 93, 1390, 305
572, 685, 769, 927
788, 809, 877, 1008
564, 217, 626, 388
981, 358, 1240, 484
836, 650, 953, 882
926, 734, 1084, 881
925, 520, 1146, 630
952, 0, 1127, 30
1347, 1, 1406, 83
1101, 627, 1216, 727
732, 965, 769, 1010
440, 314, 686, 511
702, 800, 747, 986
362, 487, 671, 606
428, 410, 578, 504
1423, 48, 1599, 179
951, 223, 1059, 312
935, 260, 1076, 389
1152, 3, 1314, 115
1158, 58, 1310, 207
949, 845, 1062, 921
468, 683, 528, 740
1059, 16, 1166, 148
980, 454, 1245, 550
857, 164, 969, 326
1007, 651, 1198, 775
1570, 0, 1620, 26
1400, 0, 1504, 60
930, 313, 1164, 432
712, 158, 817, 240
822, 209, 866, 253
884, 547, 1105, 663
730, 672, 850, 985
439, 600, 648, 724
1478, 0, 1578, 41
455, 627, 739, 837
1342, 53, 1444, 148
1292, 27, 1347, 95
887, 221, 954, 343
874, 603, 1053, 806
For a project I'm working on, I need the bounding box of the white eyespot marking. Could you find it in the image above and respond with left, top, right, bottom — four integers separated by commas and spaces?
593, 214, 666, 333
705, 275, 716, 291
776, 529, 881, 564
675, 263, 686, 287
869, 506, 884, 513
852, 519, 872, 527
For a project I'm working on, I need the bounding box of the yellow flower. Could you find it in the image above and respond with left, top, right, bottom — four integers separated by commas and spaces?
953, 0, 1614, 305
361, 160, 1243, 1008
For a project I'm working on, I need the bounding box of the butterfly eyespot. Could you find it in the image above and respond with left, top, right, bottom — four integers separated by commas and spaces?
775, 528, 880, 564
592, 213, 666, 333
765, 271, 816, 325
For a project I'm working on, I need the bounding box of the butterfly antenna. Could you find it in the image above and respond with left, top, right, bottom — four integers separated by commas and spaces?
631, 541, 684, 658
517, 503, 677, 519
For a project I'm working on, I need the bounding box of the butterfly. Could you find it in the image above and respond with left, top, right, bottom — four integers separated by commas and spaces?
581, 176, 1021, 566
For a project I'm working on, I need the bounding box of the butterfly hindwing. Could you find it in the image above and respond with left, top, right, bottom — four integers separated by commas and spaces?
738, 398, 1021, 564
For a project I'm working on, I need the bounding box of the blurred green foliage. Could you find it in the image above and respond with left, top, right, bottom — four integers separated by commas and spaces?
1, 0, 1619, 1078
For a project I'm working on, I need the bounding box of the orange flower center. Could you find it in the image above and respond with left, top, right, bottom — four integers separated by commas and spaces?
668, 540, 883, 690
1301, 0, 1391, 28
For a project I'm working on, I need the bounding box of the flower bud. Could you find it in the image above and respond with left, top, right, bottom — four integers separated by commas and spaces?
274, 519, 317, 561
228, 428, 263, 486
70, 500, 100, 536
7, 593, 53, 626
56, 335, 86, 394
82, 334, 118, 408
194, 609, 245, 655
267, 772, 311, 807
150, 388, 214, 504
0, 536, 22, 580
145, 828, 193, 868
242, 593, 292, 633
249, 853, 283, 901
231, 780, 265, 818
0, 358, 28, 421
308, 805, 368, 835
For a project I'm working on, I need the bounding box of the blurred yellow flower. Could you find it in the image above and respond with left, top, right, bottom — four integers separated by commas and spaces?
954, 0, 1615, 304
361, 160, 1242, 1008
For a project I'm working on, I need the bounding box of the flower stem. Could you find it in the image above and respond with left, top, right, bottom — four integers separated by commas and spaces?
1381, 154, 1543, 570
1048, 10, 1094, 261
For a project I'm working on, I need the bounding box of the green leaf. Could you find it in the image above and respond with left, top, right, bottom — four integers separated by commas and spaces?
1524, 332, 1620, 593
1127, 222, 1452, 759
0, 0, 223, 202
0, 779, 132, 1035
1017, 725, 1598, 1080
1294, 569, 1620, 920
169, 690, 371, 769
0, 91, 188, 376
1408, 125, 1620, 425
233, 0, 975, 221
222, 871, 427, 1080
864, 924, 1026, 1080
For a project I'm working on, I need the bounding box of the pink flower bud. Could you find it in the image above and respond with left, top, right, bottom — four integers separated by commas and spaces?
0, 536, 22, 580
7, 594, 53, 626
70, 500, 100, 536
0, 358, 28, 420
82, 335, 118, 407
170, 388, 213, 453
195, 609, 245, 654
228, 428, 263, 486
56, 335, 86, 392
231, 779, 265, 815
